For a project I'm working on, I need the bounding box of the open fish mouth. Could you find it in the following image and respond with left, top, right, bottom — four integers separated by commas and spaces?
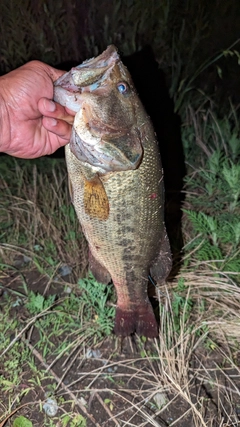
54, 45, 143, 173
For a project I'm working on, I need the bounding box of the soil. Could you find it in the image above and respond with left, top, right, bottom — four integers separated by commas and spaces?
1, 269, 240, 427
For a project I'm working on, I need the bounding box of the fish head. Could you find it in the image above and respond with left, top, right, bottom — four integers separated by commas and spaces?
54, 45, 143, 173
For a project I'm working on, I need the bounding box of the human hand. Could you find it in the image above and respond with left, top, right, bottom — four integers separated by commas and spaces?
0, 60, 75, 158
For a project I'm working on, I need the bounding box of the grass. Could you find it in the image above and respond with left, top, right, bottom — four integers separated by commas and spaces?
0, 0, 78, 73
0, 267, 115, 426
0, 157, 87, 280
181, 104, 240, 283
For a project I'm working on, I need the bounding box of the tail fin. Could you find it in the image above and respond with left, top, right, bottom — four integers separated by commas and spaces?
114, 303, 158, 338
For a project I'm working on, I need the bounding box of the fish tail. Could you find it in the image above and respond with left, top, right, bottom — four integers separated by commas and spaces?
114, 303, 158, 338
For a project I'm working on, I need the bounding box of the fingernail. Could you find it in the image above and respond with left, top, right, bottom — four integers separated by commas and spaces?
45, 99, 56, 112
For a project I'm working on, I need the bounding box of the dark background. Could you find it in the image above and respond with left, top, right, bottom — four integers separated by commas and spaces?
1, 0, 240, 106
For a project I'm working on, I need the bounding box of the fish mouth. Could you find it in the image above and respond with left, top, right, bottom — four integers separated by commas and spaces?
54, 46, 119, 111
54, 45, 143, 172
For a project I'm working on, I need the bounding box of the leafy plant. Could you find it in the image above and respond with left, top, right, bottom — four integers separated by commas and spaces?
182, 103, 240, 280
26, 292, 56, 315
13, 416, 33, 427
78, 273, 115, 337
62, 414, 87, 427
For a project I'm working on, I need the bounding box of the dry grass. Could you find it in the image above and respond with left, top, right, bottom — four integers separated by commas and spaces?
0, 158, 88, 280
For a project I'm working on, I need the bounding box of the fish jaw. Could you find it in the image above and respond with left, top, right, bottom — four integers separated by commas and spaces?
53, 46, 119, 110
69, 108, 143, 173
53, 45, 143, 173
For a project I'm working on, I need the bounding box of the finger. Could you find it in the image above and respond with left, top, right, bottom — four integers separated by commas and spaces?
46, 64, 67, 82
42, 117, 72, 141
38, 98, 75, 124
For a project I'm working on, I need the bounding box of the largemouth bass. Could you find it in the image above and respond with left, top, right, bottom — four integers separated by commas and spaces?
54, 45, 172, 337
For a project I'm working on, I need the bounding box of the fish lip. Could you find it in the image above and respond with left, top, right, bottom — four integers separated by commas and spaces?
53, 45, 119, 110
74, 45, 119, 73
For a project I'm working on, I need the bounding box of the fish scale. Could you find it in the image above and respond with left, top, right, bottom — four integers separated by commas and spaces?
54, 45, 172, 337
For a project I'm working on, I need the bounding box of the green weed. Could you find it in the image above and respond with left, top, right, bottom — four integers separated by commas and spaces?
77, 273, 115, 338
182, 105, 240, 281
13, 416, 33, 427
172, 289, 194, 333
61, 414, 87, 427
0, 341, 30, 395
26, 292, 56, 315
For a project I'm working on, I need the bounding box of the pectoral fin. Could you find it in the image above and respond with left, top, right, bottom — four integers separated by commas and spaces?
84, 176, 109, 220
68, 176, 74, 203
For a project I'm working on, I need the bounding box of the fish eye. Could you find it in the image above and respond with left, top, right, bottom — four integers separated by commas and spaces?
117, 82, 129, 94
